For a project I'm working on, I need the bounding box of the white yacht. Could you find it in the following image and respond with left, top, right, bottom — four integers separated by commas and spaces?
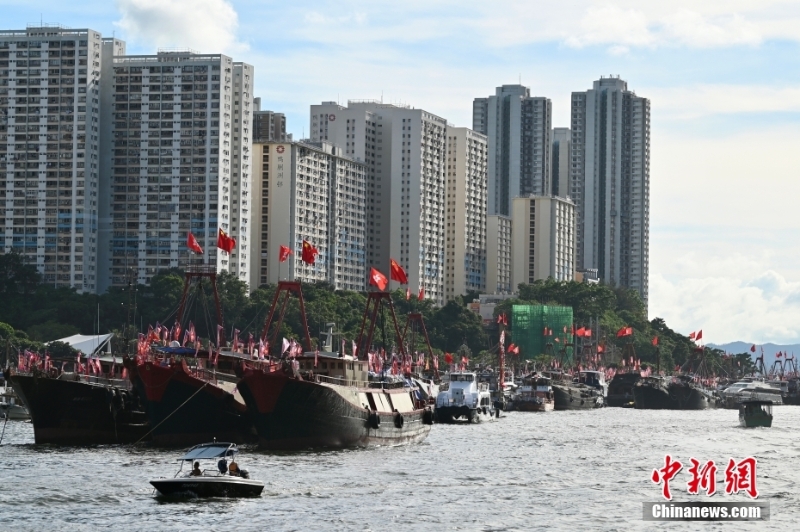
720, 378, 783, 408
435, 371, 494, 423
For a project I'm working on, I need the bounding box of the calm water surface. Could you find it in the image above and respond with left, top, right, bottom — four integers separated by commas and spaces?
0, 407, 797, 531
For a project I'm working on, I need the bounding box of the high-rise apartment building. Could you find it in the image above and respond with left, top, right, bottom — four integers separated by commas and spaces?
0, 27, 122, 293
250, 140, 366, 291
310, 101, 448, 304
570, 77, 649, 306
253, 97, 288, 142
473, 85, 552, 216
551, 127, 570, 197
444, 127, 487, 300
511, 195, 575, 287
486, 214, 512, 293
100, 51, 254, 290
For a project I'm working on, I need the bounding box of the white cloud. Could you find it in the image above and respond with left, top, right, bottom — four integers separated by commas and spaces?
651, 266, 800, 345
563, 6, 655, 48
648, 84, 800, 119
115, 0, 245, 53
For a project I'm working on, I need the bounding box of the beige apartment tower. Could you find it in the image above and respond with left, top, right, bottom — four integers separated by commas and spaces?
486, 214, 512, 293
511, 195, 575, 288
445, 126, 487, 300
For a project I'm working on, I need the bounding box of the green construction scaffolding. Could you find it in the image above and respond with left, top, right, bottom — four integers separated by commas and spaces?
512, 305, 574, 362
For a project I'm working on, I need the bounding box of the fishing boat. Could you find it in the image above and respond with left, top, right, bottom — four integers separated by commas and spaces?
511, 374, 554, 412
633, 376, 676, 409
5, 334, 150, 445
543, 370, 604, 410
0, 386, 29, 420
667, 376, 718, 409
434, 370, 495, 422
128, 351, 259, 447
738, 400, 773, 428
150, 442, 264, 497
237, 290, 433, 449
606, 372, 641, 407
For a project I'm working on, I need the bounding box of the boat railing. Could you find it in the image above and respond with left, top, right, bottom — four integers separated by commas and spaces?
314, 374, 407, 390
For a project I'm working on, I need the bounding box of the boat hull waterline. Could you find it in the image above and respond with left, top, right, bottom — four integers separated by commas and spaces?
238, 370, 432, 450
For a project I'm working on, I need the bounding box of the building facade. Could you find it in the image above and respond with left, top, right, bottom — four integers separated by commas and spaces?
511, 195, 575, 287
310, 101, 448, 304
570, 77, 649, 306
486, 214, 512, 293
101, 51, 253, 290
0, 27, 120, 293
473, 85, 552, 217
250, 140, 366, 291
445, 126, 487, 300
551, 127, 570, 197
253, 97, 288, 142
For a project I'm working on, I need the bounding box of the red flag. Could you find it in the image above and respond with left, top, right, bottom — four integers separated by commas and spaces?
695, 330, 703, 341
508, 343, 516, 353
777, 352, 783, 358
216, 228, 236, 253
418, 287, 425, 301
583, 328, 592, 338
187, 232, 204, 254
444, 353, 453, 364
301, 240, 318, 264
406, 287, 411, 300
389, 259, 408, 284
750, 344, 756, 352
652, 336, 659, 346
689, 331, 696, 339
616, 326, 633, 338
576, 327, 586, 337
369, 267, 388, 290
279, 245, 292, 262
597, 345, 605, 353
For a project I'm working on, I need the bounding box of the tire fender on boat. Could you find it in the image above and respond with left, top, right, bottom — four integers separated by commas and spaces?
367, 411, 381, 429
394, 412, 404, 429
422, 408, 434, 425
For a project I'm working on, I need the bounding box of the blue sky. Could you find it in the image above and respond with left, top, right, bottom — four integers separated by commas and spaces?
4, 0, 800, 344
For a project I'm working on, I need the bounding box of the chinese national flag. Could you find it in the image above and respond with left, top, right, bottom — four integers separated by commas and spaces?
444, 353, 453, 364
750, 344, 756, 352
688, 331, 696, 339
616, 326, 633, 338
652, 336, 659, 346
597, 345, 605, 353
369, 267, 388, 290
584, 328, 592, 338
576, 327, 586, 337
301, 240, 318, 264
278, 245, 292, 262
216, 229, 236, 253
389, 259, 408, 284
187, 232, 203, 254
418, 287, 425, 301
695, 330, 703, 341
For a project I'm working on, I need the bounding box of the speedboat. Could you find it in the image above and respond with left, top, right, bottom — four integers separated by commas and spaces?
150, 442, 264, 497
720, 378, 782, 408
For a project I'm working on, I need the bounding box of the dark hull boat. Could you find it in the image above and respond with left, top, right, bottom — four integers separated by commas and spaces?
606, 372, 641, 407
634, 377, 718, 410
8, 371, 149, 444
151, 476, 264, 497
668, 381, 718, 409
633, 378, 677, 409
238, 360, 433, 450
128, 357, 256, 447
551, 383, 604, 410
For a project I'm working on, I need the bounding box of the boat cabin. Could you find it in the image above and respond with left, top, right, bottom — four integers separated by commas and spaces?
296, 353, 368, 381
738, 400, 773, 428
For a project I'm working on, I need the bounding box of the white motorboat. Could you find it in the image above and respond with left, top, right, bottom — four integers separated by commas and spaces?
150, 442, 264, 497
0, 387, 30, 420
720, 378, 783, 408
434, 371, 494, 423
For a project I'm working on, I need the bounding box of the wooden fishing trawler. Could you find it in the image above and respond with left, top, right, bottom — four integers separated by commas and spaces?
237, 289, 433, 450
606, 342, 643, 407
6, 338, 149, 444
127, 266, 261, 447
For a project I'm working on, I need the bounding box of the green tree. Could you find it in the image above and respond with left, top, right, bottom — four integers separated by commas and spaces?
26, 320, 80, 343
